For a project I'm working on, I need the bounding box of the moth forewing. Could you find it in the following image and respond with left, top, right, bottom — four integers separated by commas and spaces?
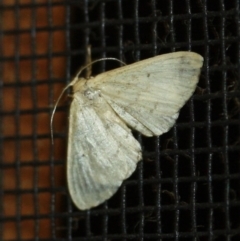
66, 51, 203, 210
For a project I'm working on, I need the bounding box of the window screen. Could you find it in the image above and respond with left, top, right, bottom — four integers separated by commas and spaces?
1, 0, 240, 240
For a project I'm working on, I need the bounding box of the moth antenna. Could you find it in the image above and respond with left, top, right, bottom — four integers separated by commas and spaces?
50, 83, 72, 145
79, 57, 126, 80
51, 57, 126, 145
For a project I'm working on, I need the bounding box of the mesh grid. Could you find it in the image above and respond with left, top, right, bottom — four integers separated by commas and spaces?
0, 0, 240, 240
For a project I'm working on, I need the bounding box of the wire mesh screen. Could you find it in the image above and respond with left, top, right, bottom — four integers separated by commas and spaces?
1, 0, 240, 240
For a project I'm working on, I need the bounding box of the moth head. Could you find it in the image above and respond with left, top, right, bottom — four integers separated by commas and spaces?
73, 77, 87, 93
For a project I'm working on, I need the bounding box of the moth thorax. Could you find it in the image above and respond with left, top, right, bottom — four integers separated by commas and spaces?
84, 88, 101, 100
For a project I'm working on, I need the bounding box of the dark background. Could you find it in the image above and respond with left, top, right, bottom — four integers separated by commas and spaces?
1, 0, 240, 240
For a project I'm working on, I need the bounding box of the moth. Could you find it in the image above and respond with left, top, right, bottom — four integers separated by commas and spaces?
54, 51, 203, 210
